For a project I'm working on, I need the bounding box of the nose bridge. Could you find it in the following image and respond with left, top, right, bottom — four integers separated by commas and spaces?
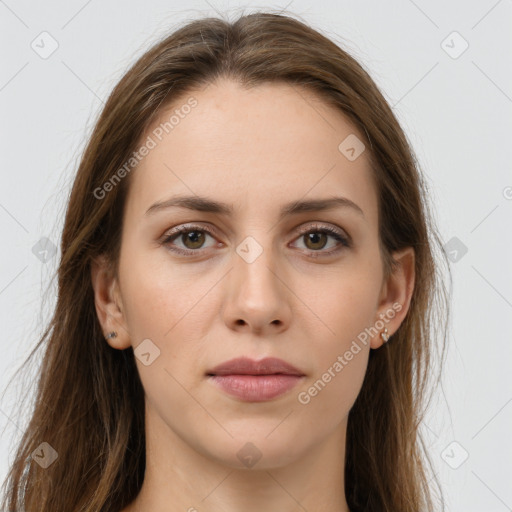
234, 232, 281, 301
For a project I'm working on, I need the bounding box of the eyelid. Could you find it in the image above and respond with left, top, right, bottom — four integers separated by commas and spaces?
294, 222, 349, 240
161, 222, 218, 243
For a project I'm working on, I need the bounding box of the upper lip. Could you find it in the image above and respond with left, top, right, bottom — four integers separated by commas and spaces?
207, 357, 305, 376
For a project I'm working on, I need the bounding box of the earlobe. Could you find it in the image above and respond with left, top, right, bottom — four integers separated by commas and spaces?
90, 255, 131, 349
371, 247, 415, 349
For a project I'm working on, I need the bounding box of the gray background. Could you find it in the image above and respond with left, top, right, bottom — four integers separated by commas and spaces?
1, 0, 511, 510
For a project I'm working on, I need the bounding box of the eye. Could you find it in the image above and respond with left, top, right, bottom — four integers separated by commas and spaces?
161, 223, 350, 257
290, 224, 351, 257
161, 224, 219, 255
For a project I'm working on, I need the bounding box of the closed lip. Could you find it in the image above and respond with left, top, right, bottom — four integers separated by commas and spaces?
206, 356, 305, 376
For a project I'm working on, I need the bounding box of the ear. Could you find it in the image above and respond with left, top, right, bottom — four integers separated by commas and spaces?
370, 247, 415, 349
90, 255, 131, 350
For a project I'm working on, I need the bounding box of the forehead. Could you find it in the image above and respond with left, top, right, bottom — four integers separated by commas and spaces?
125, 79, 378, 226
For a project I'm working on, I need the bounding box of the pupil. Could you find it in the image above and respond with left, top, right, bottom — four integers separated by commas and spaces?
307, 232, 326, 249
185, 231, 204, 248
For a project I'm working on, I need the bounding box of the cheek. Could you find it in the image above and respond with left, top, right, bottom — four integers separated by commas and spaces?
293, 278, 376, 428
118, 243, 206, 337
117, 245, 223, 386
299, 265, 380, 398
309, 267, 382, 345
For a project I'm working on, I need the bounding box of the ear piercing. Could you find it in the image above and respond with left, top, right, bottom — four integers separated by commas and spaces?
107, 328, 390, 343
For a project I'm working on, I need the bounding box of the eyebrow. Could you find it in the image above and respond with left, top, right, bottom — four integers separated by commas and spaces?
145, 194, 365, 221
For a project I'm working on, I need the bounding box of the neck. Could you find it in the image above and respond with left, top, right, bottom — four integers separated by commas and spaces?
123, 403, 351, 512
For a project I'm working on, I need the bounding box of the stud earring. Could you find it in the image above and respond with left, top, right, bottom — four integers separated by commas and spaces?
105, 331, 117, 340
380, 328, 389, 343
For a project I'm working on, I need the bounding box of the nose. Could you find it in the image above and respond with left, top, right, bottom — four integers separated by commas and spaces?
221, 238, 292, 335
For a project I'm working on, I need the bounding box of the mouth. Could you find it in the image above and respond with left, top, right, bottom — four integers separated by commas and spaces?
206, 356, 306, 402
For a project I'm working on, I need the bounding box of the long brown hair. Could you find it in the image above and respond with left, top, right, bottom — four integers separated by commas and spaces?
1, 11, 450, 512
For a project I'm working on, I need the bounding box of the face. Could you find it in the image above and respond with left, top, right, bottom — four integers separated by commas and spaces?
92, 78, 414, 471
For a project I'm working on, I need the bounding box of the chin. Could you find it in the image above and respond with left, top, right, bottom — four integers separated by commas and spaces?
196, 429, 308, 471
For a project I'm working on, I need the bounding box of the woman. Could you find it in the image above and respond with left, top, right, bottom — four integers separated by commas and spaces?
1, 11, 450, 512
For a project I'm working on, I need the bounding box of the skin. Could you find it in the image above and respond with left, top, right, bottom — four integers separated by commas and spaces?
91, 78, 415, 512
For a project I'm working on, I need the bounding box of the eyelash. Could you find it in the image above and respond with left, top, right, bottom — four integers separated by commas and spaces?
160, 223, 351, 258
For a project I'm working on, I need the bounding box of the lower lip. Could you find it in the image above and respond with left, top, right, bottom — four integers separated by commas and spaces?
208, 374, 304, 401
